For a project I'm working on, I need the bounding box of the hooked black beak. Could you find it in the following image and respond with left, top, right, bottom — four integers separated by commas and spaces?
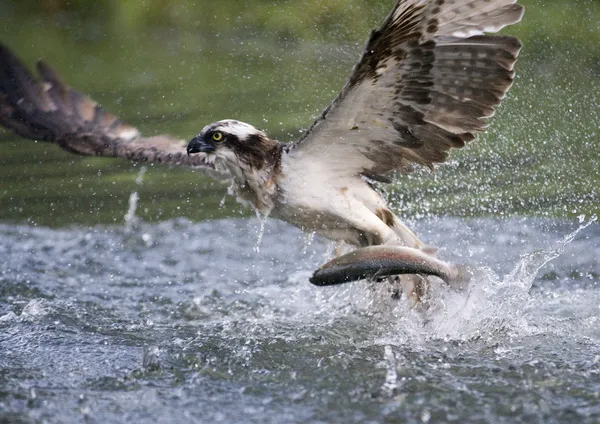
187, 136, 215, 156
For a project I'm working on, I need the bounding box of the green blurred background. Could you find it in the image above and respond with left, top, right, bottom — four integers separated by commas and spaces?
0, 0, 598, 226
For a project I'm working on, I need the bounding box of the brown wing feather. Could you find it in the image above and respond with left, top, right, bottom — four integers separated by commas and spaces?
0, 42, 224, 174
288, 0, 523, 179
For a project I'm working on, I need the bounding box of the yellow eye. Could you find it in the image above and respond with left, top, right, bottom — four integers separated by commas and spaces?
212, 132, 223, 142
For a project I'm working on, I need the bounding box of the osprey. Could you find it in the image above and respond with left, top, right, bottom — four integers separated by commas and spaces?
0, 0, 523, 304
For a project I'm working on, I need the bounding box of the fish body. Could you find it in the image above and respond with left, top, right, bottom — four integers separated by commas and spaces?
310, 246, 470, 287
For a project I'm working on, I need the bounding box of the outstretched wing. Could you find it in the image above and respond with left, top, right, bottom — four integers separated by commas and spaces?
286, 0, 523, 181
0, 43, 227, 178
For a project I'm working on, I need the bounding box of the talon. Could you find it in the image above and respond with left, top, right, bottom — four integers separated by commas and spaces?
309, 245, 470, 287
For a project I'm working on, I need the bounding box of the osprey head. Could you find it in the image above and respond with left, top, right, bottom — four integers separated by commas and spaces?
187, 119, 276, 164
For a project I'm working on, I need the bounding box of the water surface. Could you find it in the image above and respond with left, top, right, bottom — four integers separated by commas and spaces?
1, 217, 599, 423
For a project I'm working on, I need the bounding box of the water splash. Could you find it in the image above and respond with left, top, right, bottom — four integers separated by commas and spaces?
142, 345, 162, 371
301, 231, 316, 254
124, 166, 147, 229
124, 192, 139, 228
254, 217, 267, 253
220, 185, 233, 209
134, 167, 147, 185
380, 345, 398, 397
421, 217, 598, 341
0, 299, 49, 323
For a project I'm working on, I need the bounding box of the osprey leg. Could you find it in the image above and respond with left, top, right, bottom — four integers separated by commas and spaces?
309, 245, 470, 287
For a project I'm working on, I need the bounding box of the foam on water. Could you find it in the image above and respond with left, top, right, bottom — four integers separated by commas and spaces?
419, 217, 598, 341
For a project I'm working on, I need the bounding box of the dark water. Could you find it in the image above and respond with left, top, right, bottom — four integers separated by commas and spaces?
1, 215, 599, 423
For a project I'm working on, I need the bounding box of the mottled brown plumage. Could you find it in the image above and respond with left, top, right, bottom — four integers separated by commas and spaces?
289, 0, 523, 178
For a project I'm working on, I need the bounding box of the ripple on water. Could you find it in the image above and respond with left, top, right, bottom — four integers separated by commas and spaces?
0, 217, 599, 423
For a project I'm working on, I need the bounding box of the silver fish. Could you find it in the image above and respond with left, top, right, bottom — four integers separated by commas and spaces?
310, 246, 470, 287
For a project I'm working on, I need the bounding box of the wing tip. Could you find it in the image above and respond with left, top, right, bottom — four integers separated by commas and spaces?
0, 41, 143, 148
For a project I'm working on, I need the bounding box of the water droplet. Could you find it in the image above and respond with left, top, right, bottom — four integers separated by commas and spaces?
254, 218, 267, 253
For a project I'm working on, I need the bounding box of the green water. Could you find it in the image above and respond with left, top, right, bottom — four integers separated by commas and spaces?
0, 0, 599, 226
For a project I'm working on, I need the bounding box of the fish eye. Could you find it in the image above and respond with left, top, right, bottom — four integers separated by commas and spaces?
212, 131, 223, 142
